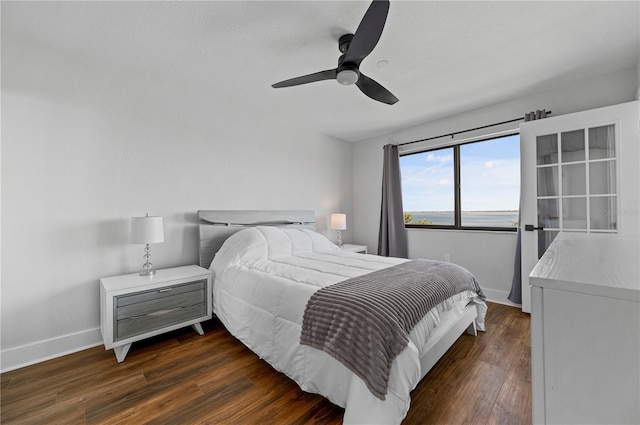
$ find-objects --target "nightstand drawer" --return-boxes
[116,280,205,309]
[113,279,207,341]
[116,303,206,341]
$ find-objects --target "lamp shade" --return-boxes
[131,215,164,244]
[330,213,347,230]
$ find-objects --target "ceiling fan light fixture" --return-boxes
[271,0,397,104]
[336,68,359,85]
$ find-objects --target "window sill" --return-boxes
[405,225,518,234]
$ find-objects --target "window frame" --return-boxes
[401,132,520,232]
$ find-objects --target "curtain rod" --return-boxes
[396,111,551,148]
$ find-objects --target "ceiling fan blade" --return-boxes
[356,73,398,105]
[272,69,337,88]
[343,0,390,65]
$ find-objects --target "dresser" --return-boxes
[529,233,639,424]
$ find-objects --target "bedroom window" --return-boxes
[400,133,520,231]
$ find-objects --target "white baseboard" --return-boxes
[1,327,103,373]
[482,287,522,309]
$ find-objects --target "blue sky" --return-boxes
[400,135,520,211]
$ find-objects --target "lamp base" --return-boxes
[139,244,156,276]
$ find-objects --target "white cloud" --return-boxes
[426,153,453,163]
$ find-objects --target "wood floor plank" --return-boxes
[98,381,205,425]
[193,347,261,393]
[3,402,86,425]
[0,302,531,424]
[487,368,533,425]
[0,376,12,391]
[84,362,212,424]
[145,375,257,425]
[212,376,302,424]
[289,398,344,425]
[56,373,148,404]
[0,391,58,423]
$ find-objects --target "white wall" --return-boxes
[636,61,640,100]
[1,36,353,371]
[352,66,639,306]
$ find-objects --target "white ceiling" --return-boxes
[3,1,639,142]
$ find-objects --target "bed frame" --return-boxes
[197,209,478,383]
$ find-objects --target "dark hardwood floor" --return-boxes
[1,302,531,424]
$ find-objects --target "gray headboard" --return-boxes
[197,210,316,268]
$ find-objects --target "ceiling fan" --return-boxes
[271,0,398,105]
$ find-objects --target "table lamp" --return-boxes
[131,213,164,276]
[330,213,347,248]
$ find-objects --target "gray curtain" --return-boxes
[507,207,522,304]
[378,144,408,258]
[508,109,549,304]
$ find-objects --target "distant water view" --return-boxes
[406,211,518,227]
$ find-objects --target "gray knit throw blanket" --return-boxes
[300,259,485,400]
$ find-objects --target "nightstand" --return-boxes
[340,244,368,254]
[100,265,212,362]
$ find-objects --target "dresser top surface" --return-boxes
[530,233,639,300]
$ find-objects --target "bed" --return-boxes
[198,210,487,425]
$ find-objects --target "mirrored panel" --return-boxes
[560,129,585,162]
[538,198,559,228]
[589,125,615,160]
[562,163,586,196]
[537,166,559,197]
[589,160,616,195]
[590,196,617,231]
[562,197,587,229]
[536,134,558,165]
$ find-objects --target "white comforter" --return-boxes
[210,226,486,424]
